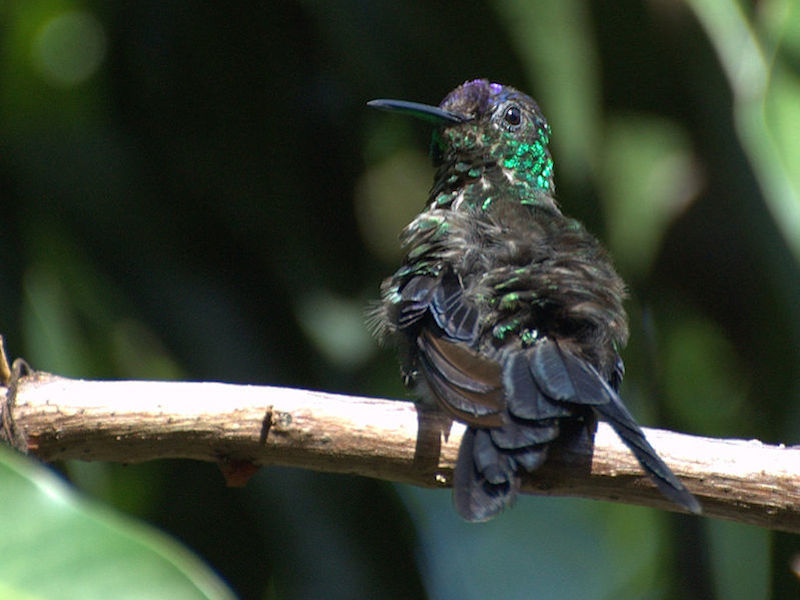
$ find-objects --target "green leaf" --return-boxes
[0,448,235,600]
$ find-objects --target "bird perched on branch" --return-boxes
[368,79,700,521]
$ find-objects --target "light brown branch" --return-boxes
[6,370,800,532]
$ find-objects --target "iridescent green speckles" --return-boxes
[498,292,520,310]
[435,193,452,206]
[481,196,493,211]
[502,141,533,170]
[491,121,555,197]
[406,243,434,260]
[498,290,541,310]
[492,319,519,340]
[414,214,446,230]
[493,271,524,290]
[539,123,551,145]
[536,160,554,191]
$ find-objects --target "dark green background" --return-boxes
[2,1,799,598]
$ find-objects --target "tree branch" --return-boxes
[5,370,800,532]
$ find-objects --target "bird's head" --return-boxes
[369,79,555,205]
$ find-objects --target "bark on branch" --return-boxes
[4,370,800,532]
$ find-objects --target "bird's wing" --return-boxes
[395,272,506,426]
[395,273,563,521]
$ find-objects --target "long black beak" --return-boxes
[367,99,466,125]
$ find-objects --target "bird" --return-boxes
[367,78,701,522]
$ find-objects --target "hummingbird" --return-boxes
[368,79,701,521]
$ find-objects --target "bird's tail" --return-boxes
[592,392,702,514]
[532,338,702,515]
[451,339,702,520]
[453,427,516,522]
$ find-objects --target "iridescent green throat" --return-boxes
[430,119,555,212]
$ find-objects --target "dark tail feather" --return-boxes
[530,339,701,514]
[453,428,518,522]
[594,393,702,514]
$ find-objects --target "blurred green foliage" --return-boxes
[0,447,235,599]
[1,1,799,598]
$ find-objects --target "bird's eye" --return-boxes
[503,105,522,128]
